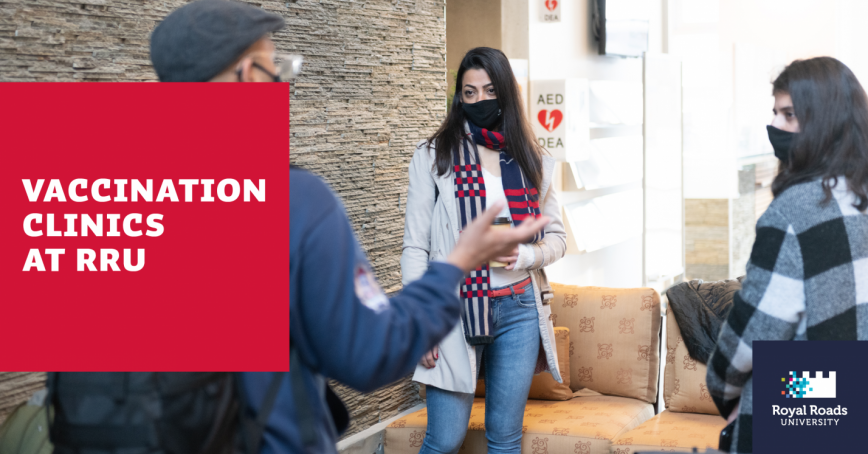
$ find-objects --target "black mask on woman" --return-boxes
[767,125,796,163]
[461,99,502,130]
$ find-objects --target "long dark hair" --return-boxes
[427,47,546,191]
[771,57,868,210]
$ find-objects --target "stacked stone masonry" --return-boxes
[0,373,45,425]
[0,0,447,438]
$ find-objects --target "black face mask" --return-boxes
[767,125,796,163]
[461,99,502,130]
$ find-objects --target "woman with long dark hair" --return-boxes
[707,57,868,454]
[400,47,567,453]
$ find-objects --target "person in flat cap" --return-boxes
[150,0,287,82]
[146,2,550,454]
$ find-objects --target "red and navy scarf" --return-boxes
[453,121,544,345]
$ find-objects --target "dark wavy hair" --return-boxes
[427,47,546,191]
[771,57,868,210]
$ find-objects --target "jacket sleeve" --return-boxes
[705,206,805,418]
[400,144,437,285]
[518,161,567,270]
[294,192,464,393]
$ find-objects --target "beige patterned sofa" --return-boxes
[385,285,676,454]
[384,394,655,454]
[383,285,727,454]
[607,297,727,453]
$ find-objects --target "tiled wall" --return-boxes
[685,199,730,281]
[685,157,778,283]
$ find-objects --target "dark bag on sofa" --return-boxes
[665,277,744,363]
[46,372,283,454]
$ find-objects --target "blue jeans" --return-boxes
[419,281,540,454]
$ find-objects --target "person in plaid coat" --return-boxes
[706,57,868,454]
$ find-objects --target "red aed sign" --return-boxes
[0,83,290,371]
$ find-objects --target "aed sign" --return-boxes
[539,0,561,22]
[530,79,589,162]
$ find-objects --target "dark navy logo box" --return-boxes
[754,341,868,453]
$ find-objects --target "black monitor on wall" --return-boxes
[594,0,649,58]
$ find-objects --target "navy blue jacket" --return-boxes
[242,169,464,453]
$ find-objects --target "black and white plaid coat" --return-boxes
[706,177,868,454]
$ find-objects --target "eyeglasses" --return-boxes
[275,54,303,81]
[242,53,304,82]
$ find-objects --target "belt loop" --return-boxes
[509,284,517,298]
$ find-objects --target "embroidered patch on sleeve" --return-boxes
[354,264,390,313]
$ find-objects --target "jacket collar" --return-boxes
[434,169,461,242]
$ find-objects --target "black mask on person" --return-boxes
[767,125,796,163]
[461,99,502,130]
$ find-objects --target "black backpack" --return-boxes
[45,372,283,454]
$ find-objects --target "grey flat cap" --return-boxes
[150,0,285,82]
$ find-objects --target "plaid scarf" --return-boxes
[453,121,544,345]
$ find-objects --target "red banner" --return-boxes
[0,83,290,371]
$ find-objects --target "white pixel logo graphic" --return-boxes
[783,371,836,398]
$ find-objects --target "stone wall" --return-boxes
[0,373,45,425]
[0,0,447,438]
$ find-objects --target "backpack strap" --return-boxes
[45,372,56,444]
[290,346,318,447]
[288,345,349,448]
[239,371,285,454]
[237,347,319,453]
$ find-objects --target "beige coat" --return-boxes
[401,140,567,394]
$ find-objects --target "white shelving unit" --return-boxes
[536,56,683,291]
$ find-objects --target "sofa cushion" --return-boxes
[663,308,719,415]
[384,395,655,454]
[550,284,661,403]
[609,410,727,453]
[475,327,573,400]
